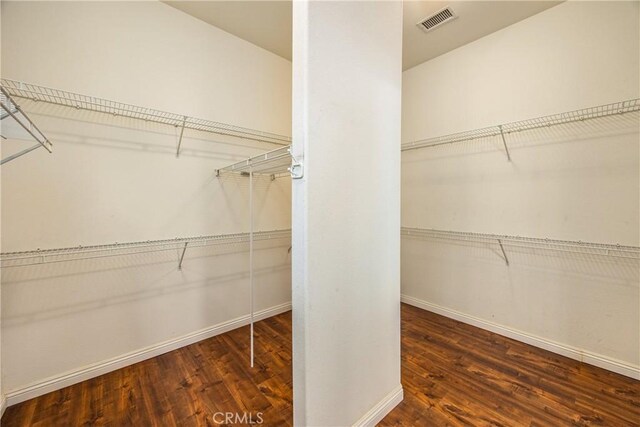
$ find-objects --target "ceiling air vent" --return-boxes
[417,6,457,33]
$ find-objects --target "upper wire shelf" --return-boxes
[1,86,53,165]
[401,98,640,154]
[0,229,291,268]
[216,145,293,178]
[1,79,292,152]
[401,227,640,262]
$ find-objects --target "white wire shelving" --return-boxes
[1,86,53,165]
[0,229,291,269]
[1,79,291,156]
[401,98,640,159]
[216,145,295,179]
[401,227,640,265]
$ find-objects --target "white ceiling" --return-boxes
[164,1,560,71]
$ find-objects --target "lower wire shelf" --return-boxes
[401,227,640,261]
[0,229,291,268]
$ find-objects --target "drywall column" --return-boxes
[0,2,4,415]
[291,1,403,425]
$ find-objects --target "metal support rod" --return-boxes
[249,167,254,368]
[497,239,509,266]
[498,125,511,162]
[0,100,52,153]
[176,116,187,158]
[0,143,43,165]
[1,105,17,120]
[178,242,188,270]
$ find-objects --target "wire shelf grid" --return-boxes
[216,145,293,176]
[1,79,291,146]
[401,227,640,260]
[0,229,291,268]
[1,86,53,163]
[401,98,640,152]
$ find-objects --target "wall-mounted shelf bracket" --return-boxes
[0,86,53,165]
[289,162,303,179]
[498,125,511,162]
[0,99,17,120]
[178,242,189,270]
[289,148,304,179]
[0,143,43,166]
[176,116,187,158]
[497,239,509,266]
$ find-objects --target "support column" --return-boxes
[291,1,403,425]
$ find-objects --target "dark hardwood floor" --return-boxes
[3,304,639,426]
[380,305,639,426]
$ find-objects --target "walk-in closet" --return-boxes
[1,1,639,426]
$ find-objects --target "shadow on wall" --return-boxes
[402,111,639,163]
[401,236,639,284]
[1,99,287,162]
[1,100,292,250]
[2,239,291,327]
[400,237,640,364]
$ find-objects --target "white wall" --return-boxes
[401,1,640,377]
[292,1,403,425]
[1,1,292,399]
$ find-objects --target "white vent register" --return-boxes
[417,6,457,33]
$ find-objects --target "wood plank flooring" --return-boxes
[3,304,639,426]
[380,304,639,426]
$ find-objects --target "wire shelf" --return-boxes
[401,227,640,260]
[0,229,291,268]
[216,145,293,176]
[1,79,291,147]
[401,98,640,152]
[1,86,53,165]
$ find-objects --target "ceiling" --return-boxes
[164,1,293,59]
[164,1,560,71]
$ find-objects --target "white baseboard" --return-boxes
[5,302,292,407]
[1,394,7,419]
[401,294,640,380]
[352,384,404,427]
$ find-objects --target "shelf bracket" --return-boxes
[176,116,187,158]
[498,125,511,162]
[288,148,304,179]
[0,88,53,154]
[0,103,17,121]
[178,242,188,270]
[1,143,43,165]
[497,239,509,266]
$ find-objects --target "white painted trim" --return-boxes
[401,294,640,380]
[352,384,404,427]
[5,302,292,407]
[1,394,7,419]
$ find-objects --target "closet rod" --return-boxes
[1,79,291,147]
[401,227,640,260]
[0,229,291,268]
[401,98,640,152]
